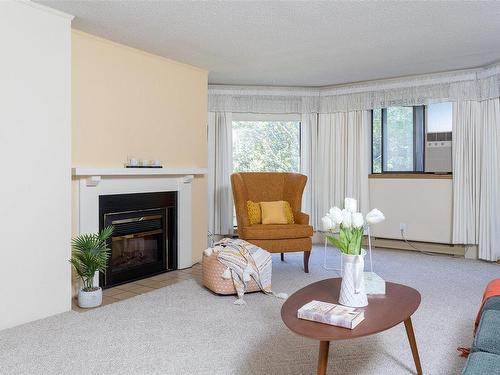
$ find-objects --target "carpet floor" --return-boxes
[1,246,498,375]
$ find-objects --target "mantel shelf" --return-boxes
[72,167,207,177]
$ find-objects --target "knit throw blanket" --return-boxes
[204,238,288,305]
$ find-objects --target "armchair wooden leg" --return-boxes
[304,251,311,273]
[281,253,284,262]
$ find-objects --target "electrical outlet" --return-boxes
[400,223,407,232]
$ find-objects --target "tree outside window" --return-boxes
[232,121,300,173]
[372,106,425,173]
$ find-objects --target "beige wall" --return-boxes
[369,178,453,244]
[72,31,208,263]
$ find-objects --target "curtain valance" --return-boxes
[208,62,500,114]
[208,86,320,114]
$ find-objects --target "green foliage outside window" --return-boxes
[232,121,300,172]
[372,109,382,173]
[372,106,415,173]
[385,107,414,171]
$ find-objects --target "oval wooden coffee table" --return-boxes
[281,278,422,375]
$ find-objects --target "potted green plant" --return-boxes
[70,226,113,308]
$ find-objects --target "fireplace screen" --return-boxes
[111,220,163,273]
[99,192,177,288]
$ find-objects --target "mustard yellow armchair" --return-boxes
[231,172,313,273]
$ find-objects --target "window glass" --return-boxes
[384,107,414,172]
[372,109,382,173]
[372,104,450,174]
[232,121,300,173]
[427,102,452,133]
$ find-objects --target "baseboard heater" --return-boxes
[367,237,464,256]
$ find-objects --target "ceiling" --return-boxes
[38,1,500,87]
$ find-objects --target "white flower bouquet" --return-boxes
[321,198,385,256]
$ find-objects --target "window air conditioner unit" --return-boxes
[425,132,452,173]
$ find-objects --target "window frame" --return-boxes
[371,106,425,174]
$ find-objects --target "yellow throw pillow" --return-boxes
[246,200,262,225]
[284,201,295,224]
[261,201,294,225]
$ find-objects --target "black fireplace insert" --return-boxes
[99,191,177,288]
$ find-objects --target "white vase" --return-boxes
[77,287,102,308]
[338,249,368,308]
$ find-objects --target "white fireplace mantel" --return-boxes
[72,167,207,186]
[72,167,207,177]
[73,166,207,275]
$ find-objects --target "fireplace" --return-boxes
[99,191,177,288]
[73,168,203,288]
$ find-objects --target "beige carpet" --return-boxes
[1,246,498,374]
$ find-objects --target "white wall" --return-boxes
[0,2,72,330]
[369,178,453,244]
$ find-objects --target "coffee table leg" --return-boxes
[317,341,330,375]
[404,318,423,375]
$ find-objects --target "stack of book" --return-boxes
[297,300,365,329]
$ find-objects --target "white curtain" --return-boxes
[300,113,318,226]
[479,99,500,261]
[452,98,500,261]
[207,112,234,235]
[452,102,481,245]
[314,111,371,227]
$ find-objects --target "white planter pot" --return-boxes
[77,287,103,308]
[338,249,368,308]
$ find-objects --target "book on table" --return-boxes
[297,300,365,329]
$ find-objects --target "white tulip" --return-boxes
[366,208,385,225]
[352,212,364,228]
[344,197,357,213]
[341,209,352,228]
[328,206,343,225]
[321,216,334,231]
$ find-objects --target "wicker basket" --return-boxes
[202,251,260,295]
